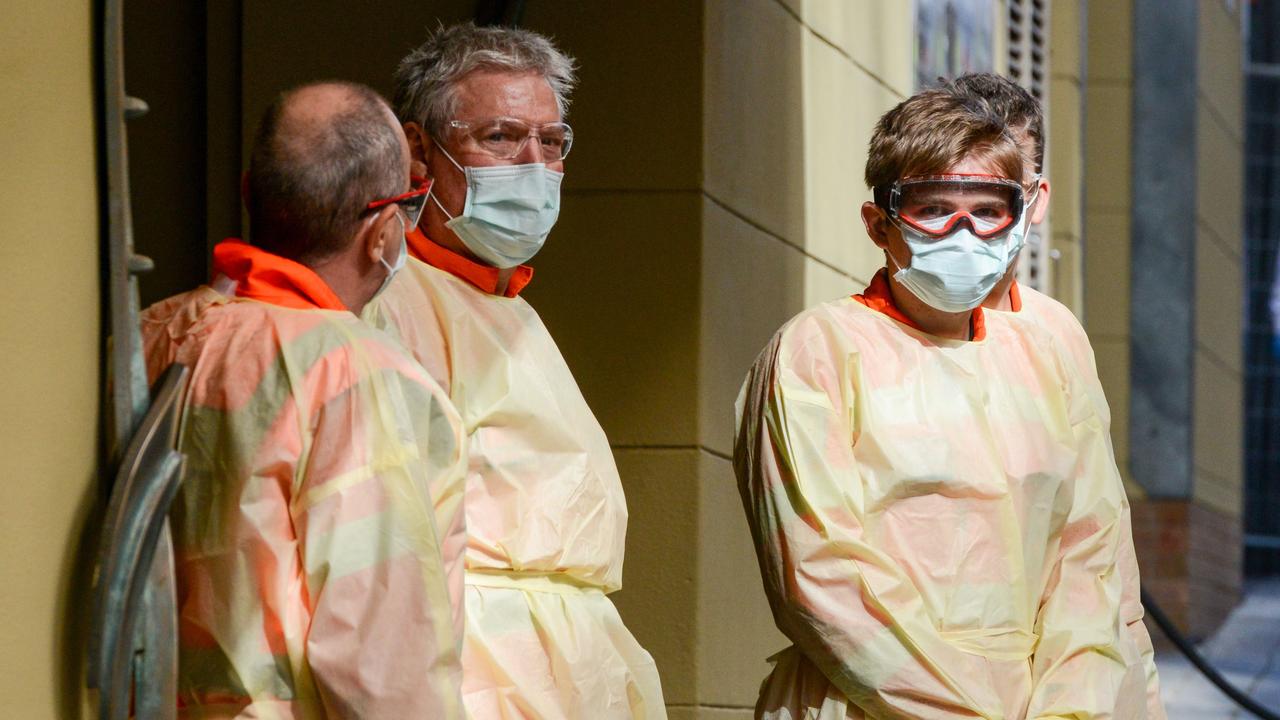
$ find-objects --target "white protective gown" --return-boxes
[734,272,1148,720]
[1003,283,1164,720]
[364,230,665,720]
[142,240,466,719]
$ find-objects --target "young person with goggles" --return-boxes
[735,89,1150,719]
[362,24,665,720]
[947,72,1166,720]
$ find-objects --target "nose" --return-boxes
[515,134,545,165]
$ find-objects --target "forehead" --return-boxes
[452,69,560,123]
[944,153,1010,179]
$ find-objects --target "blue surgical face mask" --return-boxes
[888,222,1017,313]
[430,144,563,268]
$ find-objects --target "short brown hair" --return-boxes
[945,73,1044,174]
[865,88,1025,207]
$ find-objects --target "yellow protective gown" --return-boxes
[1002,283,1165,720]
[363,229,665,720]
[142,240,467,719]
[734,272,1148,720]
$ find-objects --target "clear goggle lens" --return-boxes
[892,175,1026,240]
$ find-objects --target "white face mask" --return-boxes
[373,214,407,299]
[430,144,563,268]
[888,221,1020,313]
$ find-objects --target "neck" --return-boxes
[423,207,485,264]
[982,266,1018,310]
[309,253,374,315]
[886,271,973,340]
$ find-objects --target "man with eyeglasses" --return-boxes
[140,81,467,718]
[363,23,666,720]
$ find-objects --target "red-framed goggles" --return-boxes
[366,175,433,229]
[874,174,1030,240]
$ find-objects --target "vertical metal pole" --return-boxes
[91,1,181,719]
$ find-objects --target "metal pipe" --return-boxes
[1142,588,1280,720]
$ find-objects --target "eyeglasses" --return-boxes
[876,174,1033,240]
[447,117,574,161]
[366,175,432,228]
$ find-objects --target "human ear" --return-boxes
[861,201,894,249]
[1030,178,1051,224]
[404,122,432,166]
[361,205,402,265]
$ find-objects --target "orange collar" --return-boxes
[211,239,347,311]
[405,227,533,298]
[1007,280,1023,312]
[853,269,987,341]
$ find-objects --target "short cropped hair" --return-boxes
[945,73,1044,174]
[865,88,1026,206]
[247,82,405,264]
[393,22,577,136]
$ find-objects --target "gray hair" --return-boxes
[248,82,405,264]
[393,22,577,136]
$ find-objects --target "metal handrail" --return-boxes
[87,0,185,716]
[89,364,187,720]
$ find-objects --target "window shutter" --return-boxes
[1007,0,1051,292]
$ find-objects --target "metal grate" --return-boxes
[1007,0,1051,292]
[1007,0,1048,100]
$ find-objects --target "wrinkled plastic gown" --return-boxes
[734,295,1149,720]
[141,286,466,719]
[365,252,666,720]
[1000,284,1165,720]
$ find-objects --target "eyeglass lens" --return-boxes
[462,118,572,160]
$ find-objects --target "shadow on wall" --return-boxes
[55,460,105,719]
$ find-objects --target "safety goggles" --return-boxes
[876,174,1032,240]
[366,175,432,229]
[447,117,574,161]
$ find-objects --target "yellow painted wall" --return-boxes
[1083,0,1136,487]
[0,1,101,718]
[1192,0,1245,521]
[1190,0,1246,630]
[1047,0,1085,317]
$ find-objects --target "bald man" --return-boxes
[142,82,466,719]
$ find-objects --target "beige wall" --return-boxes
[1047,0,1086,316]
[1083,0,1137,487]
[0,1,101,718]
[1190,0,1246,633]
[1192,0,1245,528]
[1081,0,1247,635]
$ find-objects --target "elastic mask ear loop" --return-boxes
[379,213,406,274]
[427,141,466,221]
[434,141,466,175]
[427,186,456,221]
[887,246,909,274]
[883,214,912,274]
